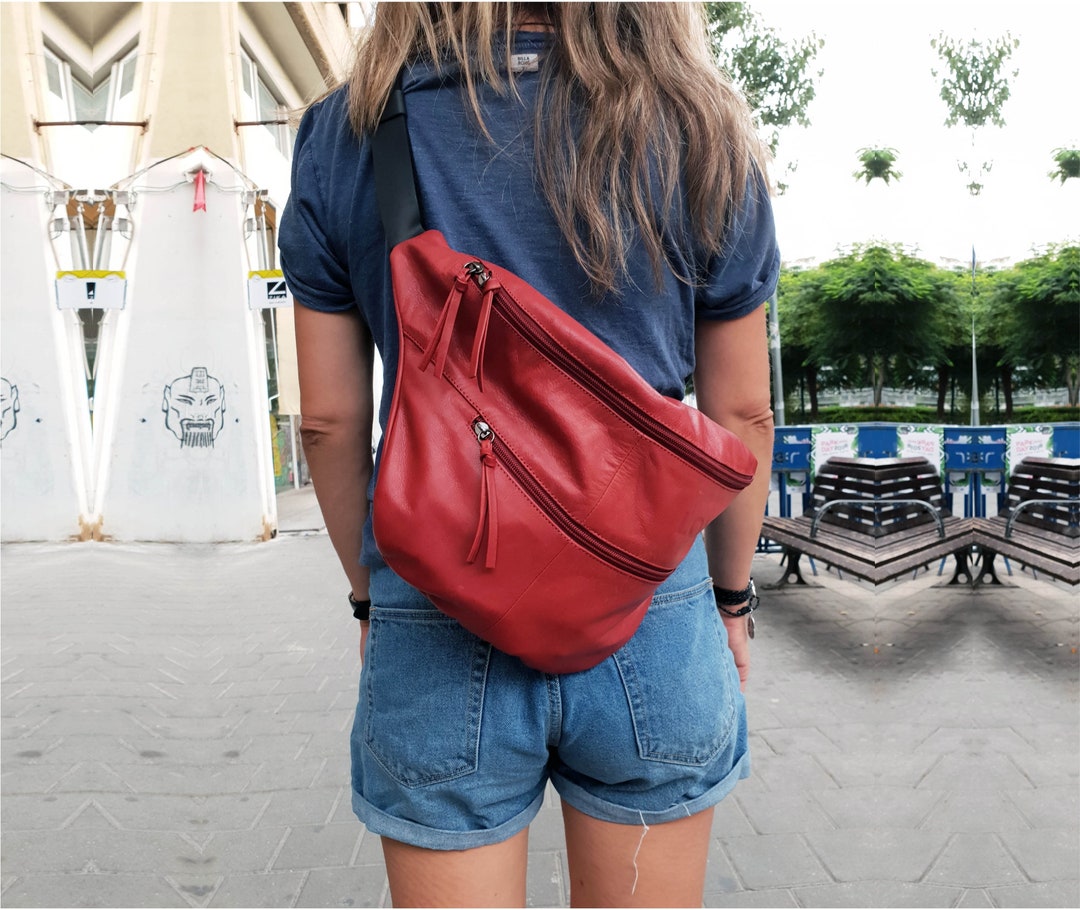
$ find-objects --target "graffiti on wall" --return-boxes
[0,378,20,442]
[162,367,225,448]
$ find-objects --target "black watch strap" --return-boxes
[348,592,371,622]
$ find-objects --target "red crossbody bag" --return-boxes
[370,74,756,673]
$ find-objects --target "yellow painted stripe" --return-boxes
[56,270,126,279]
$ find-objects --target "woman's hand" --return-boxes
[721,613,750,692]
[359,620,370,663]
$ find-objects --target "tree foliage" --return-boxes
[816,247,953,405]
[853,148,903,185]
[957,158,994,197]
[777,247,956,410]
[776,267,831,416]
[930,32,1020,129]
[931,32,1019,196]
[1049,148,1080,184]
[776,247,1080,418]
[705,2,824,154]
[986,246,1080,405]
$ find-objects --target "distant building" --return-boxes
[0,2,366,541]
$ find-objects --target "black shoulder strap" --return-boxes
[371,70,425,248]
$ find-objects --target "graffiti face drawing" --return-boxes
[162,367,225,448]
[0,378,20,442]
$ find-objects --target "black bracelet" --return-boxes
[713,579,759,618]
[348,592,371,622]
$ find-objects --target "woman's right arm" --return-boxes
[694,304,775,690]
[294,302,376,607]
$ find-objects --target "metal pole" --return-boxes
[73,203,90,269]
[91,201,107,269]
[970,247,980,427]
[256,203,269,271]
[267,309,280,408]
[768,291,785,427]
[970,314,980,427]
[289,414,301,490]
[100,216,113,269]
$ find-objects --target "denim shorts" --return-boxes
[351,535,750,850]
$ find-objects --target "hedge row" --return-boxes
[784,405,1079,425]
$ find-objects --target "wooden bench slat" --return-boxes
[762,516,973,585]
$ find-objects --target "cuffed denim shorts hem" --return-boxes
[551,751,751,826]
[352,786,545,851]
[352,536,750,851]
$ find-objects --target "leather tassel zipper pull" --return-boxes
[467,420,499,569]
[421,272,469,378]
[468,278,500,393]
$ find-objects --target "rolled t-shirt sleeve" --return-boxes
[696,168,781,320]
[278,101,355,312]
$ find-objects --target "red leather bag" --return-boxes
[370,77,757,673]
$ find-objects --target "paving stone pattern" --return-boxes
[2,489,1077,908]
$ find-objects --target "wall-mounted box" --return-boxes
[55,271,127,310]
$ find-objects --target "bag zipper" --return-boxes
[464,262,751,490]
[471,419,669,583]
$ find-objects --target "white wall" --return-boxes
[1,2,354,540]
[94,153,276,540]
[1,158,94,540]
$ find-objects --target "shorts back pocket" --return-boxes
[364,609,492,787]
[614,583,738,766]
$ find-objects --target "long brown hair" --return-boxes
[347,2,765,295]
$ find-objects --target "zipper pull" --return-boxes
[421,271,469,379]
[467,419,498,569]
[464,260,491,288]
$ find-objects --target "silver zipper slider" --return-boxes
[472,419,493,442]
[464,261,491,288]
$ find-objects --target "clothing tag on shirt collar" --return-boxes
[510,53,539,73]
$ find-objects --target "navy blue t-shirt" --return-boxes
[278,33,780,568]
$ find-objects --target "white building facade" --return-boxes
[1,2,364,541]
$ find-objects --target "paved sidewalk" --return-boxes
[2,486,1077,908]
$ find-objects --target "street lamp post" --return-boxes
[769,291,785,427]
[970,246,980,427]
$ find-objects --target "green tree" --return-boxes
[811,246,950,406]
[777,251,980,418]
[921,267,970,418]
[776,266,831,418]
[977,267,1019,418]
[853,147,903,185]
[988,246,1080,407]
[930,265,1008,419]
[705,2,823,177]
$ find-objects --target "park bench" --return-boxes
[761,456,975,586]
[971,457,1080,586]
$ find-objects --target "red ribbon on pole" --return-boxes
[193,169,207,212]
